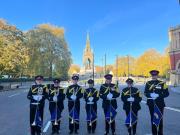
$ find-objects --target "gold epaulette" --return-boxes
[50,90,56,94]
[96,90,99,97]
[122,89,140,96]
[122,90,129,96]
[163,83,168,89]
[149,84,155,91]
[101,84,108,89]
[113,84,119,92]
[104,87,110,94]
[60,87,65,93]
[157,81,164,85]
[69,87,75,93]
[137,90,142,97]
[80,87,85,93]
[87,89,98,97]
[32,87,37,93]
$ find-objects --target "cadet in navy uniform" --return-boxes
[48,78,65,135]
[27,75,48,135]
[121,78,142,135]
[66,75,84,134]
[99,74,120,135]
[84,79,99,134]
[144,70,169,135]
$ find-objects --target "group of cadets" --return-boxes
[27,69,169,135]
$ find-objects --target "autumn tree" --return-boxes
[25,24,72,79]
[95,66,103,74]
[68,64,80,75]
[0,19,29,77]
[112,49,170,78]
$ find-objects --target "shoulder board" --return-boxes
[69,87,75,93]
[146,81,151,86]
[162,82,168,89]
[157,81,164,85]
[101,84,108,89]
[50,90,56,94]
[123,90,129,96]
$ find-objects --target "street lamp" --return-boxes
[116,55,119,85]
[127,55,130,78]
[92,49,95,82]
[105,53,107,74]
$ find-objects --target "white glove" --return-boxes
[37,95,42,101]
[33,95,42,101]
[107,93,113,100]
[33,95,38,101]
[53,96,57,102]
[88,97,94,102]
[150,93,159,99]
[71,95,77,101]
[155,86,161,89]
[127,97,134,102]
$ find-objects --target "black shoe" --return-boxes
[31,133,35,135]
[69,130,73,134]
[88,130,91,134]
[37,132,42,135]
[51,131,56,135]
[56,130,60,134]
[75,130,78,134]
[104,132,109,135]
[112,132,116,135]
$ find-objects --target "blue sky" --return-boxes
[0,0,180,66]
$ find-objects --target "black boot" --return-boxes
[56,130,60,134]
[88,130,91,134]
[75,130,78,134]
[69,130,73,134]
[104,131,109,135]
[51,131,56,135]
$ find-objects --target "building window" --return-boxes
[179,32,180,49]
[176,40,178,49]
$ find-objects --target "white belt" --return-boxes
[50,101,56,103]
[87,102,94,105]
[31,103,39,105]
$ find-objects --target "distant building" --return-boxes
[169,25,180,85]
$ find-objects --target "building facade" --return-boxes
[169,25,180,85]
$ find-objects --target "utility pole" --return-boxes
[101,57,104,77]
[127,55,130,78]
[105,54,107,74]
[92,51,95,82]
[116,55,119,85]
[116,55,118,79]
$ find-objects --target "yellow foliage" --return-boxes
[95,66,103,74]
[38,24,64,37]
[113,49,170,77]
[68,64,80,75]
[0,41,29,73]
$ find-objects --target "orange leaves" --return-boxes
[37,24,64,37]
[68,64,80,75]
[114,49,170,77]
